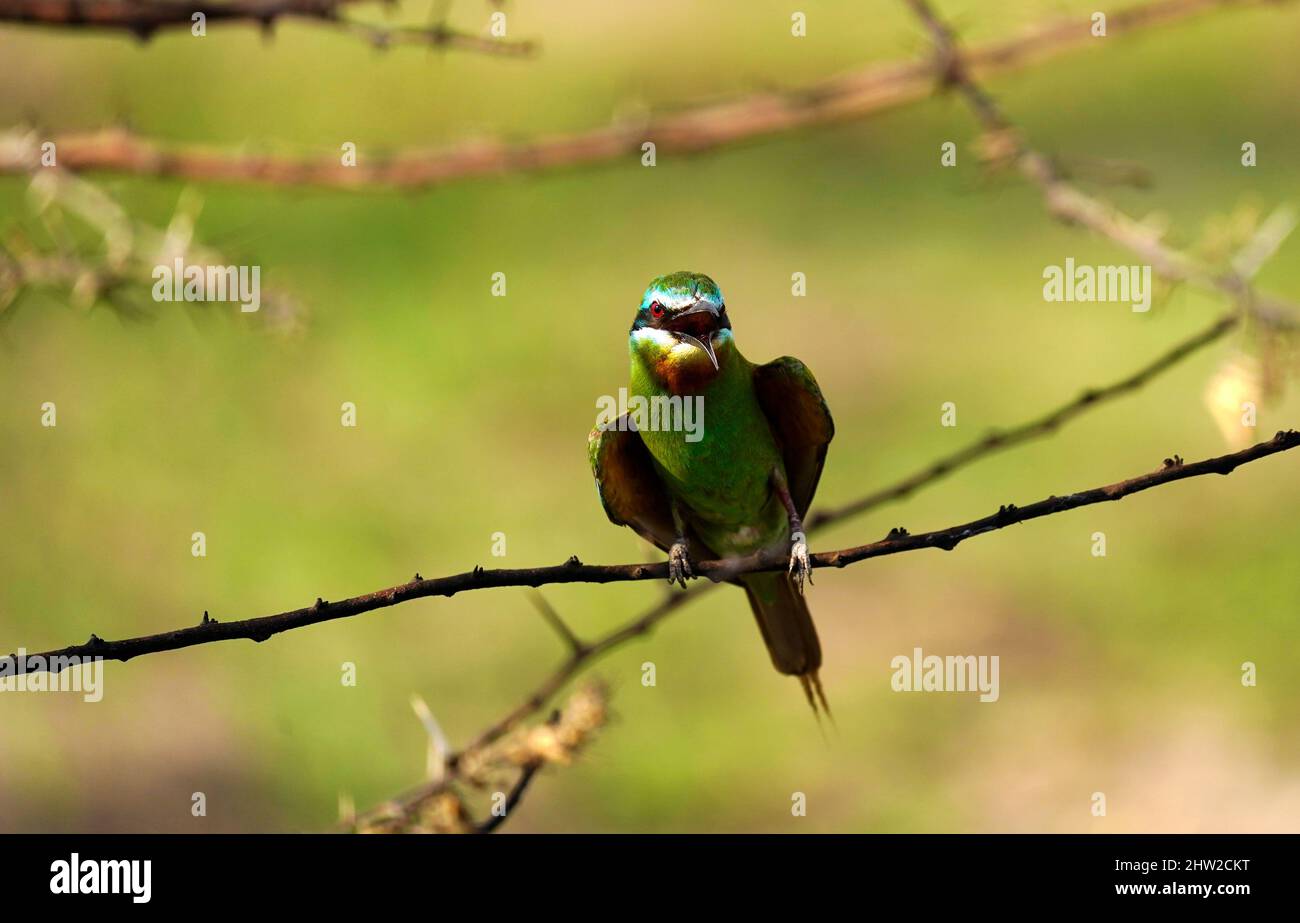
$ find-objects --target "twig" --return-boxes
[349,681,606,833]
[457,587,702,755]
[809,311,1241,528]
[474,762,541,834]
[0,0,537,54]
[0,0,1275,188]
[0,160,305,332]
[525,590,586,655]
[9,431,1296,677]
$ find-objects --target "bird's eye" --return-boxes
[649,301,665,320]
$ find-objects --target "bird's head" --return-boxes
[629,272,732,387]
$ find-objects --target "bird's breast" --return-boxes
[629,360,787,554]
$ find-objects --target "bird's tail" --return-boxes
[740,570,830,719]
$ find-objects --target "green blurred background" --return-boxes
[2,0,1299,832]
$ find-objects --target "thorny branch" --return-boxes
[9,430,1298,680]
[0,0,1281,189]
[0,0,536,55]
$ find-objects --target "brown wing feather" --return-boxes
[752,356,834,517]
[588,414,712,557]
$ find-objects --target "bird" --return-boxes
[588,271,834,715]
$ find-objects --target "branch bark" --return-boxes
[8,431,1296,677]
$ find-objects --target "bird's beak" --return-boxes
[666,303,721,370]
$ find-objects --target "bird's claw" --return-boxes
[788,538,813,594]
[667,541,693,589]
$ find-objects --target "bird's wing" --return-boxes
[752,356,835,518]
[588,415,685,555]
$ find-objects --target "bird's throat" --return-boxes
[630,327,732,395]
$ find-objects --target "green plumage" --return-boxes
[630,342,786,556]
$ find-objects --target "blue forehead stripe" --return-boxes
[639,275,725,310]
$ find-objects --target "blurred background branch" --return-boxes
[0,0,1275,189]
[903,0,1298,334]
[0,143,306,332]
[0,0,536,54]
[345,680,607,833]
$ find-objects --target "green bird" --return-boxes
[588,271,834,714]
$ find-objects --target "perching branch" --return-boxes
[0,0,1275,188]
[9,431,1297,677]
[0,0,536,55]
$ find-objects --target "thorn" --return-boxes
[201,610,217,626]
[410,694,449,783]
[86,634,104,647]
[565,555,582,567]
[313,597,327,610]
[886,526,910,540]
[472,565,485,577]
[413,572,422,582]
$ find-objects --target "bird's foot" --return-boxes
[788,531,813,594]
[667,540,694,589]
